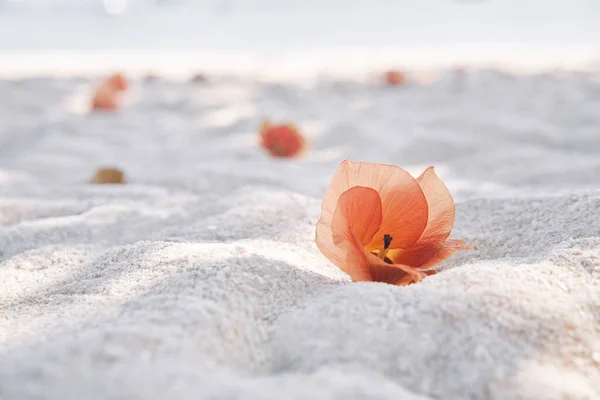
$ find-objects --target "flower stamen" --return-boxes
[378,234,393,260]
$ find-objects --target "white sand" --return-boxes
[0,69,599,400]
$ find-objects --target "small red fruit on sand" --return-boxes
[385,70,406,86]
[260,120,307,158]
[91,73,129,111]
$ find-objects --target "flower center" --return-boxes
[376,234,393,262]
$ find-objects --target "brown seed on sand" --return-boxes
[92,168,126,184]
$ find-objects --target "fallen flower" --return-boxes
[260,120,307,158]
[315,160,470,285]
[384,70,406,86]
[92,167,126,184]
[91,73,129,111]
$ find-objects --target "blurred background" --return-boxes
[1,0,599,76]
[1,0,600,193]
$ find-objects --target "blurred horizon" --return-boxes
[1,0,599,76]
[1,0,599,50]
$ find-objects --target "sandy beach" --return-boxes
[0,65,599,399]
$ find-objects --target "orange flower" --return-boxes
[91,73,128,111]
[315,160,470,285]
[260,120,307,158]
[385,70,406,86]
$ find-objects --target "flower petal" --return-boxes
[321,186,382,275]
[338,230,376,282]
[393,269,437,286]
[417,239,471,270]
[366,255,426,285]
[331,186,383,247]
[387,238,470,270]
[416,166,456,247]
[315,218,346,270]
[319,161,428,253]
[387,166,460,268]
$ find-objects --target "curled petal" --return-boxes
[388,239,470,270]
[337,230,377,282]
[417,239,472,270]
[324,186,382,275]
[394,269,437,286]
[320,161,428,252]
[386,245,437,269]
[366,255,426,285]
[315,219,346,271]
[389,166,462,268]
[331,186,383,247]
[416,166,456,247]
